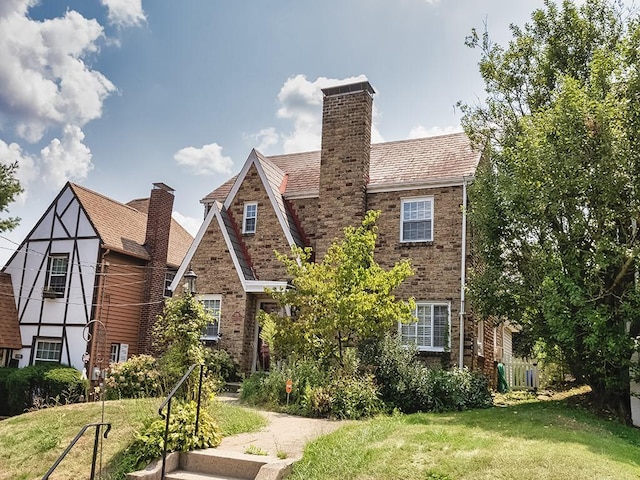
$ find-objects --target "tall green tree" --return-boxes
[260,210,416,365]
[0,162,23,232]
[462,0,640,422]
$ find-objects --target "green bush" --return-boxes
[1,365,87,415]
[328,373,383,419]
[104,355,165,400]
[0,368,14,415]
[361,334,492,413]
[115,401,221,477]
[205,349,240,383]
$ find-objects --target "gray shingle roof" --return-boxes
[202,132,480,203]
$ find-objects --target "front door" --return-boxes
[253,301,279,372]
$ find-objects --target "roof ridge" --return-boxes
[70,183,146,215]
[371,131,467,147]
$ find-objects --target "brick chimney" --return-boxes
[315,81,375,259]
[138,182,175,354]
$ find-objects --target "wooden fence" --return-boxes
[502,359,539,390]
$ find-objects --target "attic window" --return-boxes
[243,202,257,234]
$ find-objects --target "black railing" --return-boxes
[158,364,205,480]
[41,422,111,480]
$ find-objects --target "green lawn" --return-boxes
[290,392,640,480]
[0,398,266,480]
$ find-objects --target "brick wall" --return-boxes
[187,211,252,370]
[138,184,174,354]
[316,83,374,258]
[227,164,292,281]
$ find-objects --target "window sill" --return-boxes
[398,241,433,248]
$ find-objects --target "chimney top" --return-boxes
[321,81,375,98]
[152,182,175,193]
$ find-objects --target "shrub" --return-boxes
[328,373,383,419]
[361,334,492,413]
[115,401,221,476]
[205,349,240,388]
[105,355,165,400]
[1,365,87,415]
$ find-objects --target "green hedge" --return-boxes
[0,365,87,416]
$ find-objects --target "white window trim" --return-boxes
[400,196,434,243]
[477,319,485,357]
[45,254,69,298]
[243,202,258,234]
[199,294,222,340]
[164,270,176,298]
[399,301,450,352]
[34,338,63,363]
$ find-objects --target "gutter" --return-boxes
[459,176,469,369]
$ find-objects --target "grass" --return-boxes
[0,397,266,480]
[289,388,640,480]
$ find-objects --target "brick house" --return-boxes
[172,80,502,374]
[2,182,193,379]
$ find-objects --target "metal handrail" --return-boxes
[41,422,111,480]
[158,364,205,480]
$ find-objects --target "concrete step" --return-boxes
[166,470,244,480]
[180,449,277,479]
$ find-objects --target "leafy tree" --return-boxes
[0,162,23,232]
[153,293,215,396]
[461,0,640,422]
[260,210,416,365]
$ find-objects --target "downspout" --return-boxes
[459,177,469,369]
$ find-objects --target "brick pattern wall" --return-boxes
[138,186,174,354]
[316,88,372,258]
[228,164,292,281]
[368,186,473,367]
[187,213,253,371]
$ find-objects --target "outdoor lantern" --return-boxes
[184,267,197,295]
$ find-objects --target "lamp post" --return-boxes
[184,268,197,295]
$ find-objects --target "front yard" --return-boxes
[289,388,640,480]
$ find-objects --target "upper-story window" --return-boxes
[400,197,433,242]
[400,302,449,352]
[200,294,221,340]
[45,254,69,298]
[243,202,257,234]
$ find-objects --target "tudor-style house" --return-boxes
[172,80,504,375]
[2,182,193,379]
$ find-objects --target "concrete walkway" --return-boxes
[217,394,349,461]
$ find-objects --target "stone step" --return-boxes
[166,470,244,480]
[180,449,277,479]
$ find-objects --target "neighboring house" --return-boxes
[171,80,499,374]
[2,182,193,379]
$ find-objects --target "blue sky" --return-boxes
[0,0,585,264]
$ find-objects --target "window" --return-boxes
[34,339,62,363]
[45,254,69,297]
[164,270,176,298]
[401,197,433,242]
[110,343,129,363]
[200,295,221,340]
[400,303,449,351]
[477,320,485,357]
[243,202,257,234]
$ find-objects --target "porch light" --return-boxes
[184,268,197,295]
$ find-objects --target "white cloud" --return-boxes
[174,143,233,175]
[0,3,116,143]
[100,0,146,28]
[172,211,201,238]
[0,138,38,203]
[276,74,369,153]
[409,124,462,138]
[246,127,279,154]
[40,125,93,188]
